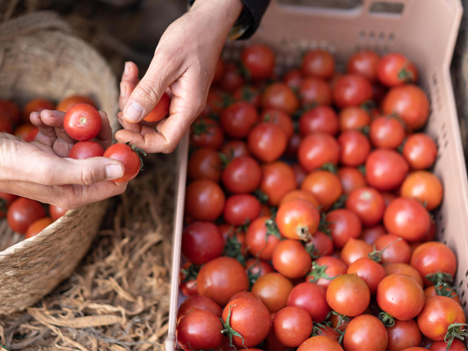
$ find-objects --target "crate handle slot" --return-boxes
[368,2,405,15]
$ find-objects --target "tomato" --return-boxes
[187,147,222,182]
[248,122,287,163]
[286,134,302,158]
[338,130,371,167]
[57,96,97,112]
[220,140,250,159]
[292,163,307,187]
[0,192,17,218]
[337,167,367,195]
[190,117,224,149]
[417,296,466,341]
[251,272,294,313]
[177,295,223,322]
[197,257,249,306]
[411,242,457,286]
[387,319,422,351]
[430,340,467,351]
[63,103,101,141]
[384,263,424,288]
[347,50,380,82]
[223,194,261,226]
[340,238,373,266]
[272,239,312,279]
[241,43,275,80]
[0,100,21,125]
[273,306,313,347]
[305,231,334,258]
[298,336,344,351]
[333,74,373,108]
[259,204,272,217]
[103,143,142,183]
[176,308,223,351]
[377,273,425,320]
[245,258,274,280]
[313,325,341,342]
[283,68,302,90]
[234,86,261,107]
[7,198,46,234]
[139,91,170,122]
[222,156,261,194]
[374,234,412,264]
[287,282,330,322]
[302,170,342,211]
[301,50,335,79]
[326,274,370,316]
[23,98,55,122]
[220,62,245,92]
[382,85,429,131]
[261,83,299,115]
[366,149,409,191]
[382,192,398,207]
[182,222,224,265]
[345,187,385,227]
[298,77,332,107]
[298,133,340,172]
[228,291,261,303]
[422,221,437,242]
[384,197,430,242]
[425,285,460,304]
[329,313,352,332]
[222,297,271,347]
[68,141,104,159]
[299,106,339,137]
[14,124,39,142]
[326,209,362,249]
[360,224,386,245]
[377,53,418,87]
[403,133,437,170]
[369,116,405,149]
[185,179,225,221]
[347,257,386,294]
[343,315,388,351]
[264,313,290,351]
[260,162,297,206]
[180,262,200,296]
[25,217,53,239]
[260,109,294,139]
[279,189,320,207]
[401,171,443,211]
[339,106,371,132]
[245,216,281,260]
[202,89,225,116]
[276,199,320,240]
[220,101,258,138]
[0,113,12,133]
[307,256,348,289]
[213,58,225,84]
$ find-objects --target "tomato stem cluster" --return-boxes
[221,305,246,349]
[444,323,468,351]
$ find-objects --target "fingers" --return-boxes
[119,61,139,111]
[65,181,128,209]
[95,111,113,149]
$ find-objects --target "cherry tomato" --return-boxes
[23,98,55,122]
[276,198,320,240]
[187,147,222,182]
[430,340,467,351]
[301,50,335,79]
[374,234,412,264]
[68,141,104,159]
[260,162,297,206]
[340,238,373,266]
[299,106,339,137]
[264,313,290,351]
[220,101,258,138]
[377,53,418,87]
[360,224,386,245]
[347,50,380,82]
[177,295,222,322]
[329,312,352,332]
[103,143,142,183]
[401,171,443,211]
[197,257,249,306]
[366,149,409,191]
[384,263,424,288]
[220,62,245,92]
[213,58,225,83]
[287,282,330,322]
[25,217,53,239]
[312,325,341,342]
[228,291,261,303]
[0,100,21,125]
[339,106,371,132]
[220,140,250,159]
[307,256,348,289]
[298,77,332,107]
[298,133,340,172]
[337,167,367,195]
[182,222,224,265]
[142,91,170,122]
[0,113,12,133]
[343,314,388,351]
[345,187,385,227]
[248,122,287,163]
[246,216,282,260]
[272,239,312,279]
[245,258,274,280]
[425,285,460,304]
[0,192,17,218]
[273,306,313,347]
[57,96,97,112]
[422,221,437,242]
[382,192,398,207]
[333,74,373,108]
[292,163,307,187]
[283,68,302,89]
[298,336,344,351]
[338,130,371,167]
[326,209,362,249]
[185,179,225,221]
[180,262,200,296]
[403,133,437,170]
[305,230,334,258]
[190,117,224,149]
[377,273,425,320]
[347,257,386,294]
[233,85,261,106]
[302,170,342,211]
[326,274,370,316]
[382,85,429,131]
[279,190,320,208]
[260,109,294,139]
[63,103,101,141]
[7,198,46,234]
[222,156,261,194]
[14,124,39,142]
[241,43,275,80]
[251,272,294,313]
[369,116,405,149]
[223,194,261,226]
[387,319,422,351]
[261,83,299,115]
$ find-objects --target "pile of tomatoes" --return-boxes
[177,44,466,351]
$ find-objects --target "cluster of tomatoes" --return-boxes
[176,44,466,351]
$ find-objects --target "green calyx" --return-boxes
[330,194,348,211]
[246,258,262,288]
[434,281,458,299]
[444,323,468,351]
[426,272,454,285]
[265,219,282,241]
[368,238,401,263]
[307,262,333,283]
[318,212,331,237]
[181,264,201,283]
[254,189,269,204]
[379,311,395,328]
[319,162,338,175]
[126,142,147,171]
[221,305,245,349]
[397,61,416,83]
[192,119,215,136]
[223,226,247,266]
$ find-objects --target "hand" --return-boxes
[116,0,243,153]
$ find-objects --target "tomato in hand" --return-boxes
[68,141,104,159]
[220,101,258,138]
[185,179,225,221]
[7,198,46,234]
[374,234,412,264]
[222,156,261,194]
[182,222,224,265]
[273,306,313,347]
[347,50,380,82]
[401,171,443,211]
[298,336,344,351]
[251,272,293,313]
[302,170,342,211]
[223,194,261,226]
[260,161,297,206]
[261,83,299,115]
[345,187,385,227]
[343,315,388,351]
[339,106,371,132]
[246,216,282,260]
[307,256,348,289]
[340,238,373,266]
[63,103,102,141]
[326,274,370,316]
[305,230,334,258]
[248,122,287,163]
[387,319,422,351]
[23,98,55,122]
[57,96,97,112]
[377,53,418,87]
[142,92,170,122]
[301,50,335,79]
[241,43,275,80]
[287,282,330,322]
[338,130,371,167]
[326,209,362,249]
[337,167,367,195]
[14,124,39,142]
[0,192,18,218]
[403,133,437,170]
[298,77,332,107]
[187,147,222,182]
[333,74,373,108]
[25,217,53,239]
[272,239,312,279]
[103,143,143,183]
[276,198,320,240]
[299,106,339,136]
[369,116,406,149]
[298,133,340,172]
[347,257,386,294]
[366,149,409,191]
[177,295,222,322]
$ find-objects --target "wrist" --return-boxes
[191,0,243,32]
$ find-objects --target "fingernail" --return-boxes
[105,164,124,180]
[124,62,130,75]
[124,101,144,123]
[120,83,127,98]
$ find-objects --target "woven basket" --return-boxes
[0,11,119,315]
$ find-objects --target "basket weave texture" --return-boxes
[0,11,119,315]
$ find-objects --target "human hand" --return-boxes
[116,0,243,153]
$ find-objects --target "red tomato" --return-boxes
[377,273,425,320]
[343,315,388,351]
[0,113,12,133]
[382,85,429,131]
[241,43,275,80]
[369,116,405,149]
[347,50,380,82]
[190,117,224,149]
[382,192,398,207]
[222,156,261,194]
[425,285,460,304]
[365,149,409,191]
[338,130,371,167]
[228,291,261,303]
[287,282,330,322]
[223,194,261,226]
[340,238,373,266]
[260,162,297,206]
[298,77,332,107]
[401,171,443,211]
[283,68,302,90]
[48,204,66,221]
[63,103,101,141]
[384,263,424,288]
[374,234,412,264]
[177,295,222,322]
[297,336,344,351]
[261,83,299,115]
[347,257,386,294]
[339,106,371,132]
[360,224,386,245]
[264,313,290,351]
[220,101,258,138]
[276,198,320,240]
[103,143,142,183]
[68,141,104,159]
[213,58,225,84]
[302,171,342,211]
[248,122,287,163]
[220,62,245,92]
[261,109,294,139]
[23,98,55,122]
[202,89,225,116]
[383,197,430,242]
[333,74,373,108]
[279,189,320,207]
[246,216,282,260]
[142,91,170,122]
[57,96,97,112]
[326,274,370,316]
[233,85,261,106]
[430,340,467,351]
[182,222,224,265]
[25,217,53,239]
[0,192,17,218]
[377,53,418,87]
[345,187,385,227]
[326,209,362,249]
[298,133,340,172]
[292,163,307,187]
[185,179,225,221]
[245,258,274,281]
[180,262,200,296]
[387,319,422,351]
[403,133,437,170]
[307,256,348,289]
[0,100,21,125]
[299,106,339,136]
[337,167,367,195]
[219,140,250,159]
[187,147,222,182]
[197,257,249,306]
[14,124,39,142]
[422,221,437,242]
[251,272,294,313]
[301,50,335,79]
[272,239,312,279]
[273,306,313,347]
[305,231,334,258]
[7,198,46,234]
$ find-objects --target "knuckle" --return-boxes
[80,165,101,186]
[136,82,160,105]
